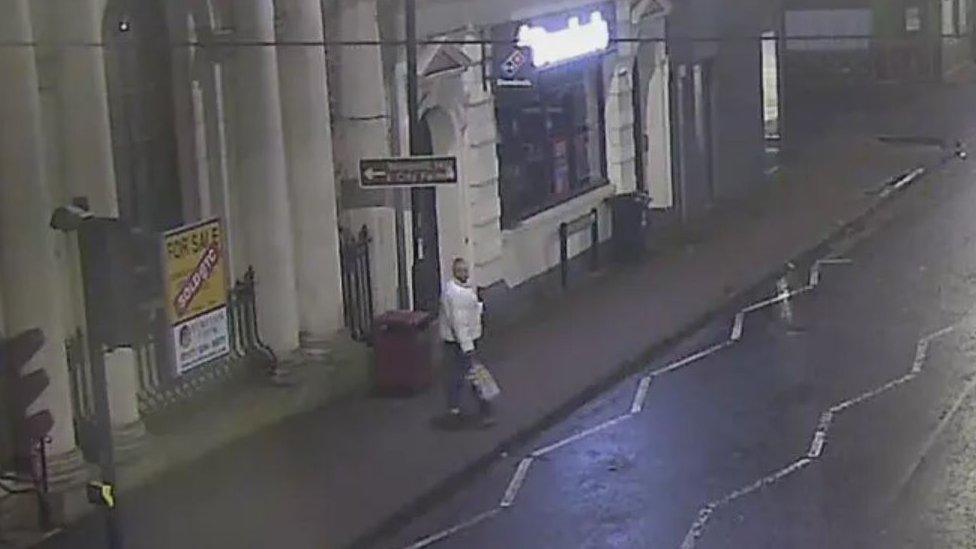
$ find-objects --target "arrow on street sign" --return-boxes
[359,156,458,188]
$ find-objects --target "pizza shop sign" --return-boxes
[493,3,614,88]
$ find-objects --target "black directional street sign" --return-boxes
[359,156,458,188]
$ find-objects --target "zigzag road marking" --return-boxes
[402,258,851,548]
[679,325,956,548]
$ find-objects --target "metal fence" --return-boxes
[67,266,277,454]
[339,225,374,342]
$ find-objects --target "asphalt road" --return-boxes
[383,150,976,548]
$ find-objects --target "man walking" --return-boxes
[440,257,493,427]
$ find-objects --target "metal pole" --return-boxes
[77,225,123,549]
[391,0,422,310]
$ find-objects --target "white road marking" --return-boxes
[912,327,953,373]
[721,458,814,507]
[684,321,957,547]
[817,258,854,266]
[530,415,632,458]
[648,341,733,378]
[921,325,955,344]
[808,258,852,290]
[730,312,745,342]
[500,458,534,508]
[681,458,814,548]
[404,508,501,549]
[817,410,834,432]
[411,252,865,548]
[742,293,789,313]
[776,277,794,323]
[742,287,810,314]
[911,340,930,374]
[808,430,827,458]
[680,504,717,549]
[879,167,926,197]
[830,373,917,414]
[631,376,653,414]
[808,263,822,289]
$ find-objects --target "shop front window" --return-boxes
[497,60,607,227]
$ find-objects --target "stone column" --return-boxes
[232,0,302,354]
[0,0,85,483]
[53,0,146,459]
[606,63,638,195]
[331,0,402,315]
[333,0,392,182]
[54,0,118,217]
[276,0,345,343]
[104,347,146,462]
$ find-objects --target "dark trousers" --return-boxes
[444,341,491,415]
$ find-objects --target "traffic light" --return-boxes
[0,328,54,442]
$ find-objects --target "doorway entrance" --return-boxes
[411,116,442,314]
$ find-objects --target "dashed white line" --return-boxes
[500,458,534,508]
[631,376,653,414]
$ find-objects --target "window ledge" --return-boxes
[503,184,615,235]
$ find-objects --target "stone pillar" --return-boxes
[232,0,302,354]
[275,0,345,343]
[331,0,402,316]
[104,347,146,462]
[333,0,392,182]
[0,0,85,483]
[54,0,118,217]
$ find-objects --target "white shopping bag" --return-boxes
[468,360,501,401]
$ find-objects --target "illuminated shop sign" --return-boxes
[493,3,614,89]
[517,11,611,68]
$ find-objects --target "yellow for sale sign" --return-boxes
[162,219,230,374]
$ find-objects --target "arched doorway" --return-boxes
[411,110,446,313]
[103,0,183,232]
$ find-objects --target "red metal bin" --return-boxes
[373,310,432,395]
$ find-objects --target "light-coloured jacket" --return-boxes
[439,278,483,352]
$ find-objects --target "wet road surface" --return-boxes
[384,152,976,548]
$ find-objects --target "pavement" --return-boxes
[36,78,976,549]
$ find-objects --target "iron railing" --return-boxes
[559,208,600,289]
[67,266,277,450]
[339,225,374,342]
